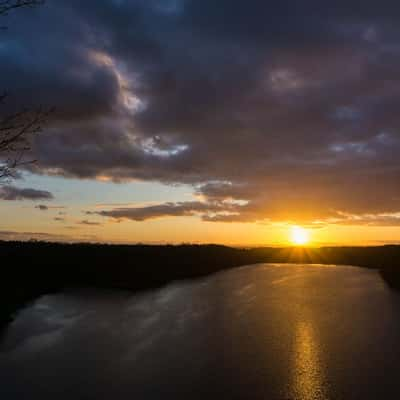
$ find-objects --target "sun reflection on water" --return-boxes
[291,321,328,400]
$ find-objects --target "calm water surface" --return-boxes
[1,264,400,399]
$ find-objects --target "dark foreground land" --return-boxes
[1,241,400,329]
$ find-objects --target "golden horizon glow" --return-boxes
[3,196,400,246]
[290,226,310,246]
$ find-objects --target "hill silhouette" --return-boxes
[1,241,400,330]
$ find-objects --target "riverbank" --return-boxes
[2,241,400,330]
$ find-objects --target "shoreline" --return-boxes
[2,241,400,332]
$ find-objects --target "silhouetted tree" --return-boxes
[0,0,48,183]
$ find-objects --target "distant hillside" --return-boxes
[2,241,400,330]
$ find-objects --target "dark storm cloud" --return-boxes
[4,1,400,223]
[0,185,53,201]
[92,201,241,222]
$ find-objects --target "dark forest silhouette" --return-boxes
[2,241,400,330]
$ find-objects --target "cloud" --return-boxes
[0,230,98,242]
[0,230,69,242]
[34,205,66,211]
[4,1,400,224]
[327,211,400,227]
[0,186,53,201]
[35,204,48,211]
[53,217,65,222]
[92,201,243,222]
[79,220,102,226]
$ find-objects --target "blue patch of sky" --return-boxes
[15,173,194,206]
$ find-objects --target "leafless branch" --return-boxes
[0,101,52,182]
[0,0,44,16]
[0,0,47,182]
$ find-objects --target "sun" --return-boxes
[290,226,310,246]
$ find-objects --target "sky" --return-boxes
[2,0,400,246]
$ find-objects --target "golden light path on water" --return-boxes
[292,320,327,400]
[284,265,330,400]
[3,263,400,399]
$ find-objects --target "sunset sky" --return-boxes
[2,1,400,245]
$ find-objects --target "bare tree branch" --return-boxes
[0,0,44,16]
[0,0,48,183]
[0,100,52,182]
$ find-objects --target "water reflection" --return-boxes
[2,264,400,400]
[292,320,327,400]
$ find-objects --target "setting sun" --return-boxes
[290,226,310,246]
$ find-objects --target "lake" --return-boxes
[1,264,400,399]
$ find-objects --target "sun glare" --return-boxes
[290,226,310,246]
